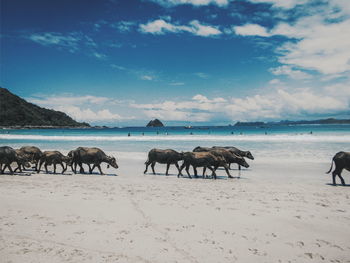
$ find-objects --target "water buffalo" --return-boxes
[69,147,118,175]
[37,151,70,174]
[16,146,43,171]
[144,148,183,175]
[202,148,249,176]
[0,146,29,174]
[214,146,254,160]
[13,149,32,172]
[326,151,350,185]
[193,146,249,171]
[213,146,254,169]
[179,151,230,179]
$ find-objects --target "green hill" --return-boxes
[0,88,90,128]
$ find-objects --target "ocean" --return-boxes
[1,125,349,164]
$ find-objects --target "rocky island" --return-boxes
[146,119,164,127]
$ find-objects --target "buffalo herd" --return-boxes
[0,145,349,185]
[0,146,118,175]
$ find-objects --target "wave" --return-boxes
[1,134,350,142]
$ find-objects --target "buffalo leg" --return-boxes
[175,162,181,175]
[223,164,232,178]
[337,171,346,186]
[5,164,14,175]
[193,166,198,178]
[73,162,78,174]
[90,164,96,174]
[151,162,156,174]
[185,164,192,179]
[44,163,49,173]
[79,163,85,173]
[207,166,216,179]
[178,163,184,177]
[165,163,170,175]
[37,160,43,173]
[61,163,66,174]
[87,164,92,173]
[0,163,2,174]
[144,161,150,174]
[97,164,104,175]
[202,167,206,178]
[14,163,21,173]
[238,164,241,170]
[54,164,57,174]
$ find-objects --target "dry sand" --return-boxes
[0,152,349,263]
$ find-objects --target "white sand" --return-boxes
[0,152,349,263]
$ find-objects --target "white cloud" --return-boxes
[233,2,350,77]
[269,78,283,85]
[139,19,221,37]
[247,0,308,9]
[194,72,209,79]
[189,20,222,36]
[233,24,271,37]
[140,75,154,81]
[27,95,131,123]
[112,21,136,32]
[270,65,312,80]
[56,106,123,122]
[148,0,230,7]
[130,83,350,122]
[169,82,185,86]
[29,32,80,53]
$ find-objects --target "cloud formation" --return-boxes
[148,0,230,7]
[28,95,130,123]
[140,19,222,37]
[131,84,349,122]
[233,1,350,77]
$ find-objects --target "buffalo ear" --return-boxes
[107,164,110,168]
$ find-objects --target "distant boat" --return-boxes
[184,126,193,129]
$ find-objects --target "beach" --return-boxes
[1,150,349,263]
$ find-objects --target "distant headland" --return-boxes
[0,87,90,128]
[234,118,350,127]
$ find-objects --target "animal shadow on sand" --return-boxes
[326,183,350,187]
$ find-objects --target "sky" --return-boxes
[1,0,350,126]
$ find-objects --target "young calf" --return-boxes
[37,151,70,174]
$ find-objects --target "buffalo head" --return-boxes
[107,156,119,169]
[237,156,249,168]
[246,151,254,160]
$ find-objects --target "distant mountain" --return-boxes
[0,88,90,128]
[234,118,350,127]
[146,119,164,127]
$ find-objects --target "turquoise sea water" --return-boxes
[1,125,349,162]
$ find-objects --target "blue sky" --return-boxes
[1,0,350,126]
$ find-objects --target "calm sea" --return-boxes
[1,125,349,162]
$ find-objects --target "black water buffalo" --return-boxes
[214,146,254,161]
[202,148,249,176]
[326,151,350,185]
[144,148,183,175]
[69,147,118,175]
[0,146,29,174]
[14,149,32,172]
[37,151,70,174]
[179,151,230,179]
[193,146,249,171]
[17,146,43,171]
